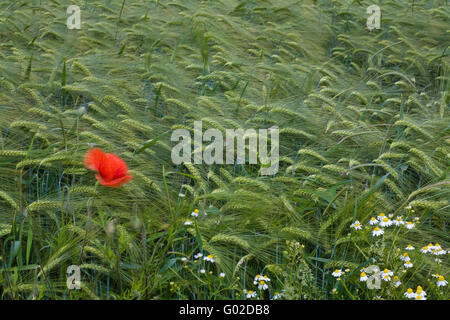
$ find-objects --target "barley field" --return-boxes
[0,0,448,300]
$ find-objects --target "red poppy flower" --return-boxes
[84,148,133,187]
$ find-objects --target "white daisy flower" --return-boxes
[380,269,393,281]
[245,290,257,299]
[178,193,185,198]
[257,280,269,290]
[350,220,362,230]
[392,276,401,287]
[262,275,271,282]
[219,272,226,278]
[184,219,193,225]
[369,217,379,225]
[421,246,430,253]
[332,269,343,277]
[181,257,187,262]
[377,213,386,221]
[400,253,410,262]
[393,216,404,226]
[405,244,415,251]
[203,254,215,263]
[372,227,384,237]
[199,269,206,274]
[254,274,262,282]
[360,272,368,281]
[404,260,413,268]
[434,248,447,256]
[272,292,282,300]
[404,288,416,299]
[191,209,199,217]
[437,276,448,287]
[415,286,426,297]
[405,221,415,229]
[379,217,392,227]
[194,253,203,259]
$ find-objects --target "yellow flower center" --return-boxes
[207,254,213,259]
[416,295,422,300]
[260,280,265,285]
[374,227,380,231]
[423,246,428,250]
[407,288,413,293]
[334,269,339,273]
[361,272,366,277]
[371,217,376,221]
[248,290,253,294]
[403,253,408,257]
[383,217,388,222]
[194,209,199,213]
[438,276,444,281]
[379,213,385,217]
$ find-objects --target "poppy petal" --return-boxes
[84,148,106,171]
[97,152,129,180]
[95,173,133,188]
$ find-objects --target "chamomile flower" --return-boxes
[332,269,343,277]
[203,254,215,263]
[350,220,362,230]
[372,227,384,237]
[404,260,413,268]
[257,280,269,290]
[178,193,185,198]
[404,288,416,299]
[415,294,426,300]
[377,213,386,221]
[392,276,401,287]
[434,248,447,256]
[405,221,415,230]
[199,269,206,274]
[184,219,193,225]
[245,290,257,299]
[436,275,448,287]
[181,257,187,262]
[219,272,226,278]
[380,269,393,281]
[421,246,430,253]
[262,275,271,282]
[194,253,203,259]
[379,217,392,227]
[415,286,426,297]
[191,209,199,217]
[393,216,404,226]
[360,272,368,281]
[405,244,415,251]
[369,217,379,225]
[272,292,282,300]
[400,253,410,262]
